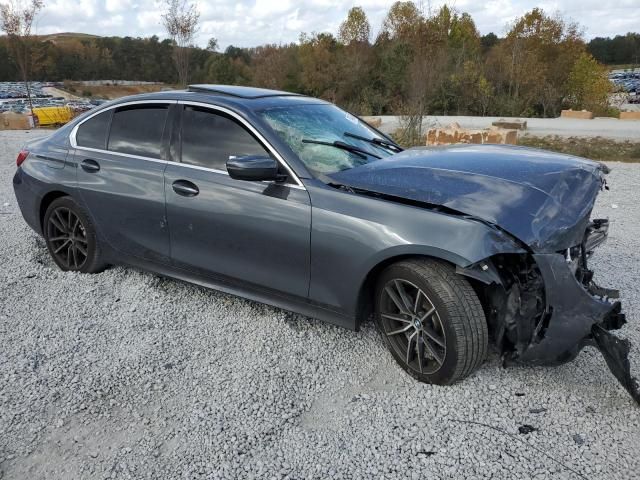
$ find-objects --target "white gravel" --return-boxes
[1,129,639,479]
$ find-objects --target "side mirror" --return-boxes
[226,155,279,182]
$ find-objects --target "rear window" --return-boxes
[76,110,111,149]
[108,105,169,159]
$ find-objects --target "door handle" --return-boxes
[172,180,199,197]
[81,159,100,173]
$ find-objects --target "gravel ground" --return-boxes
[1,129,639,479]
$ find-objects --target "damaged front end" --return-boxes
[461,219,639,403]
[327,143,635,401]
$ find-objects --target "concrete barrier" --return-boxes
[561,110,593,119]
[361,116,382,128]
[0,112,33,130]
[492,119,527,130]
[426,123,517,146]
[620,112,640,120]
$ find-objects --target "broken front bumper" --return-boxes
[459,217,638,403]
[517,253,624,365]
[512,250,638,404]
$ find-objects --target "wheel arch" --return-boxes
[354,246,471,330]
[39,190,70,231]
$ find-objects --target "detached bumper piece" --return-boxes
[592,324,640,404]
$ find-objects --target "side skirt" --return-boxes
[108,251,357,331]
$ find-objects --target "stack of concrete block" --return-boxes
[426,123,518,146]
[491,119,527,130]
[361,116,382,128]
[620,112,640,120]
[560,110,593,119]
[0,112,34,130]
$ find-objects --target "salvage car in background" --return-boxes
[12,85,636,400]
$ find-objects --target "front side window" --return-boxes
[108,105,169,159]
[76,110,111,149]
[181,106,271,171]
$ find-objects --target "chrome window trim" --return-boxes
[169,161,306,191]
[69,99,306,190]
[69,100,176,161]
[74,145,169,165]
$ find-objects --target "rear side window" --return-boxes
[181,106,270,171]
[76,110,111,149]
[108,105,169,159]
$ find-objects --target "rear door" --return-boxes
[73,101,174,263]
[163,103,311,298]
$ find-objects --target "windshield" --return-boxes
[258,104,396,175]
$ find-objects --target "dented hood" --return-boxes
[329,144,608,251]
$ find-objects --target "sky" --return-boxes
[34,0,640,49]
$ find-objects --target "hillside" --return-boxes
[38,32,100,45]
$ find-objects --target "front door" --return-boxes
[164,104,311,298]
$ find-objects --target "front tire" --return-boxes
[374,258,488,385]
[43,196,105,273]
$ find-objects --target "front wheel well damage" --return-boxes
[460,254,548,360]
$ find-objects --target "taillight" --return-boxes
[16,149,29,167]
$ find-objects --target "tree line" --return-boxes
[1,2,632,119]
[588,33,640,66]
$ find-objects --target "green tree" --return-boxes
[251,44,301,91]
[487,8,585,116]
[204,47,251,85]
[588,33,640,65]
[566,52,612,114]
[338,6,370,45]
[0,37,18,80]
[380,1,421,40]
[298,32,340,100]
[207,37,218,52]
[480,33,499,51]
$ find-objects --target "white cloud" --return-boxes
[105,0,129,13]
[137,10,162,29]
[251,0,293,17]
[99,14,124,28]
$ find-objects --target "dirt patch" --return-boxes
[61,83,172,100]
[518,135,640,162]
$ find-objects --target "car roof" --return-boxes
[187,84,302,99]
[98,85,329,113]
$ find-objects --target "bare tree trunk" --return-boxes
[21,38,34,112]
[162,0,199,87]
[25,78,33,111]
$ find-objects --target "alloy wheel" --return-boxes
[379,278,447,375]
[46,207,89,270]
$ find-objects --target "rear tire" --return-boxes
[43,196,105,273]
[374,258,488,385]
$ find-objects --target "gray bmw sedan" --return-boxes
[12,85,635,400]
